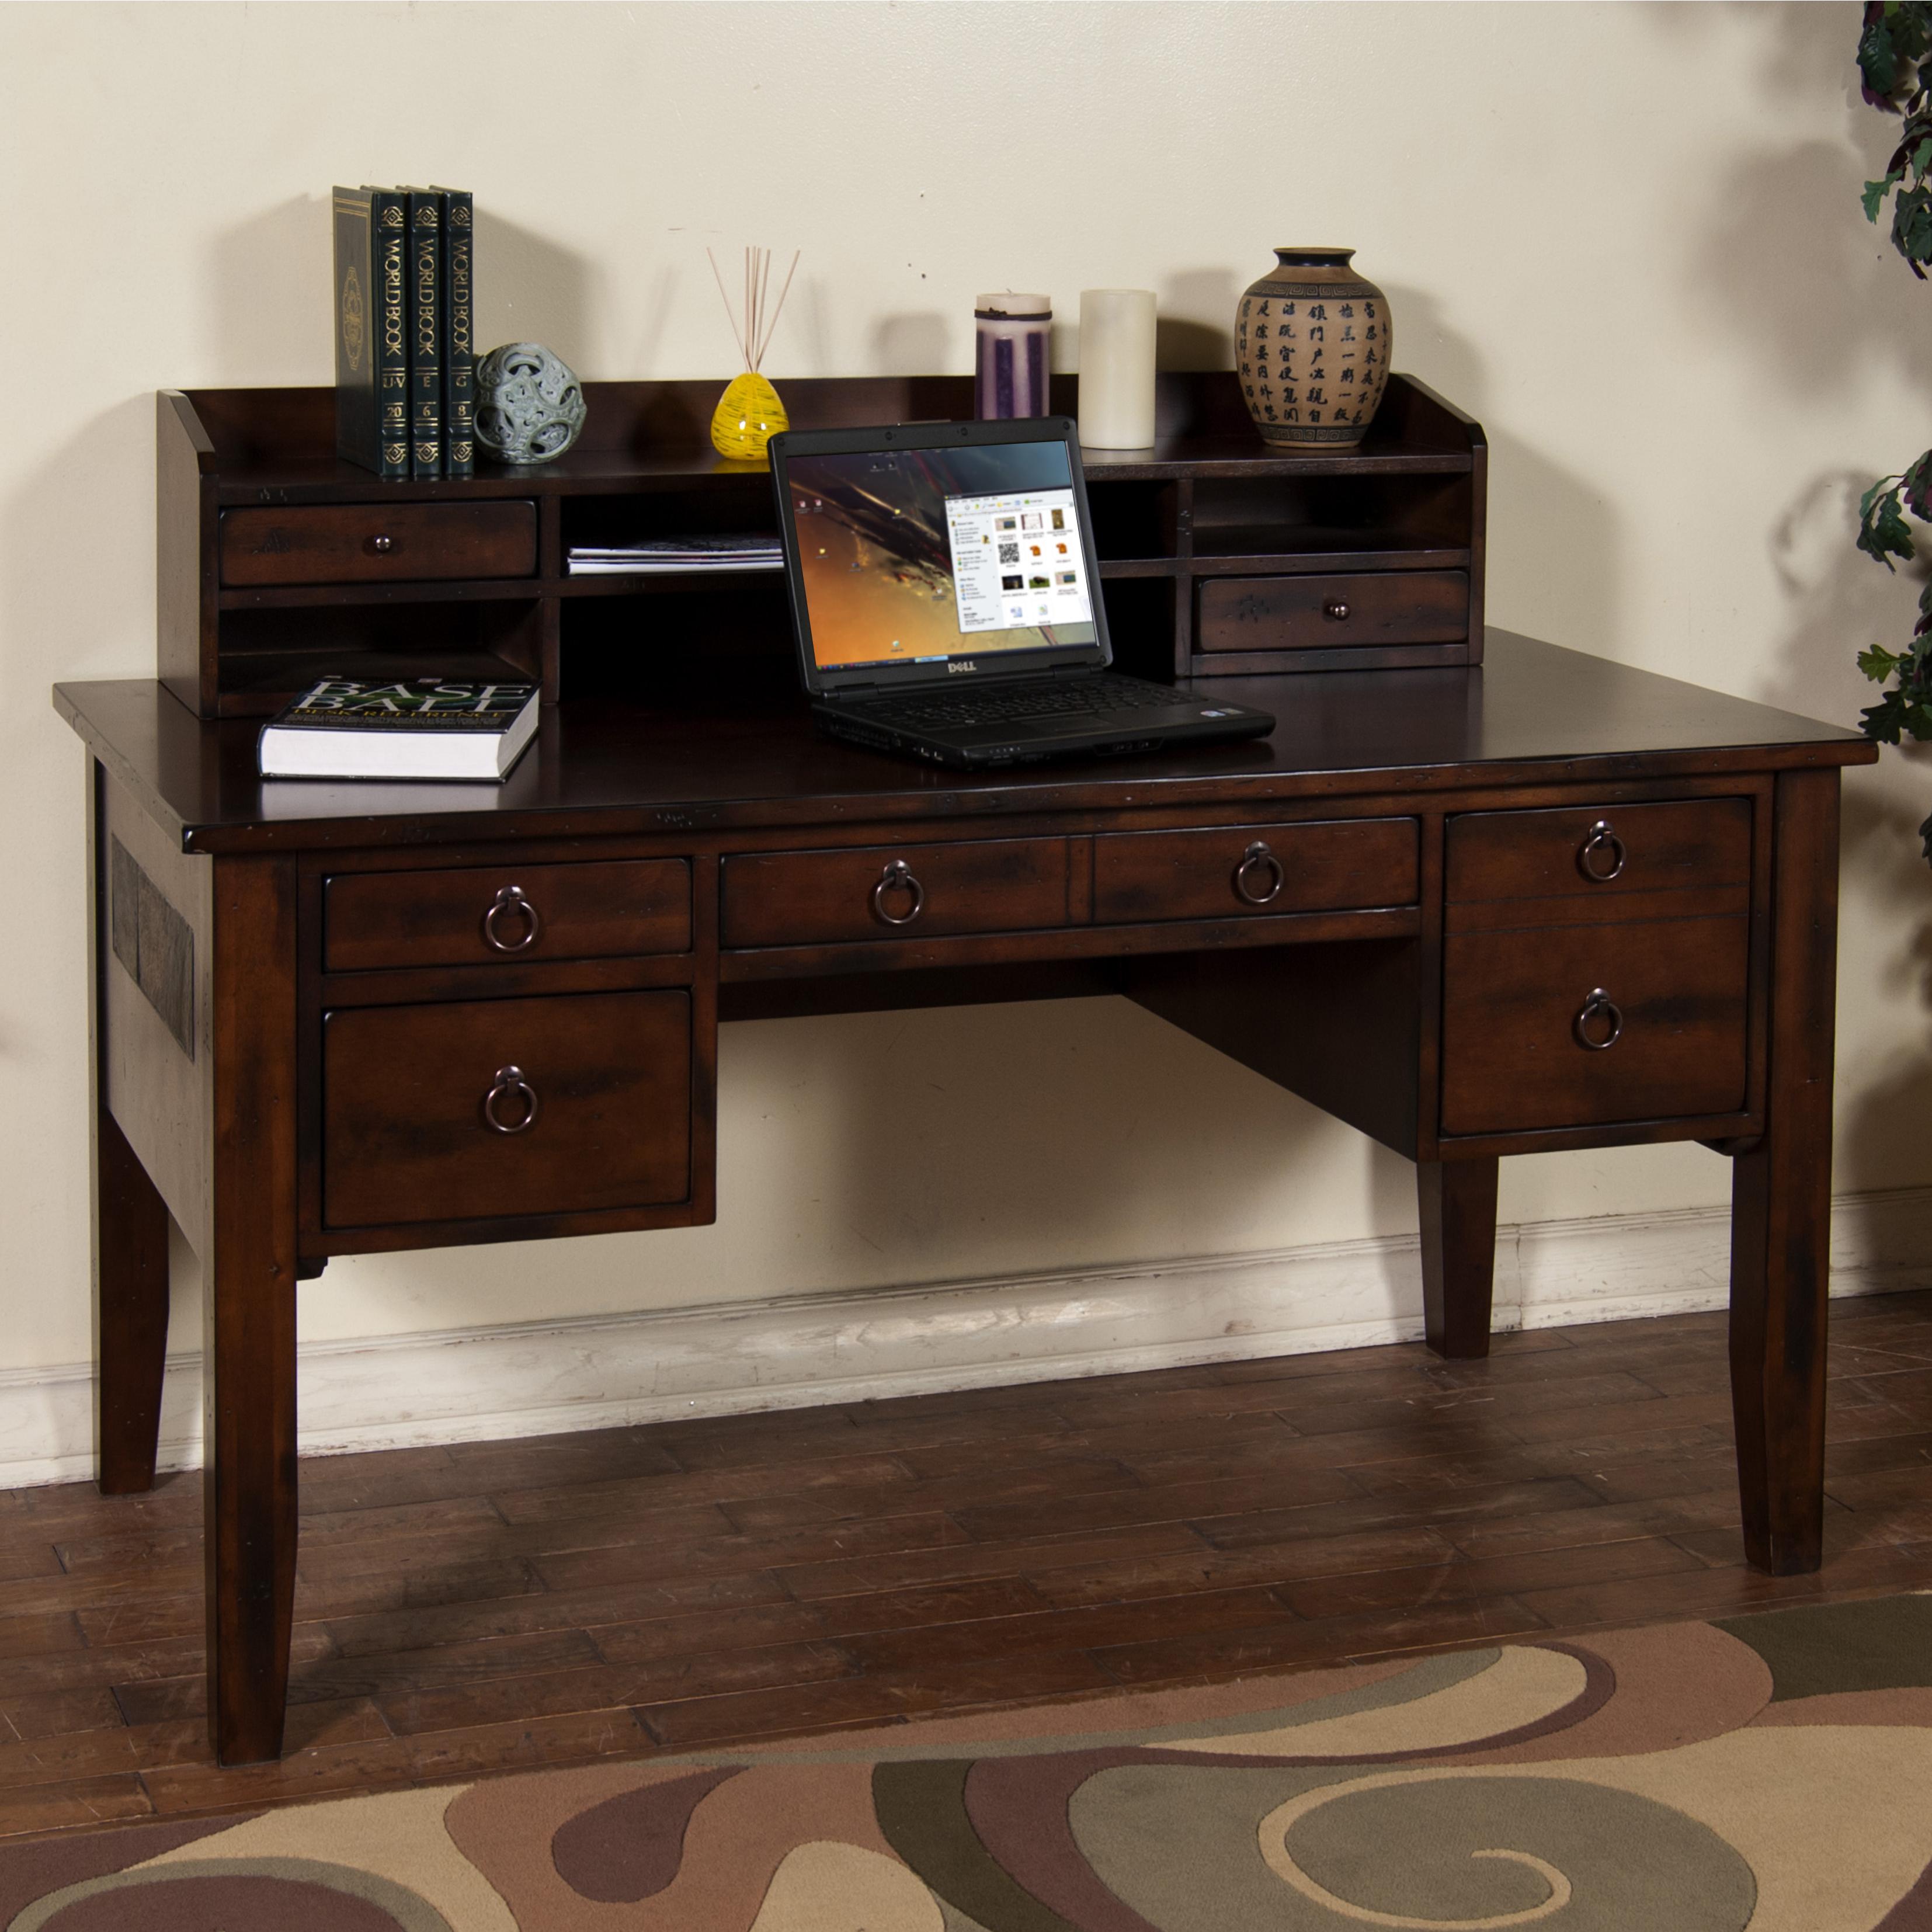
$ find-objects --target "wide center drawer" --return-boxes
[1094,817,1417,923]
[220,501,538,587]
[1197,571,1468,654]
[324,859,691,972]
[323,989,693,1227]
[722,838,1072,948]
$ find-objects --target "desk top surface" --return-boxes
[56,631,1877,856]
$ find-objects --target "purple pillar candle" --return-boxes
[975,294,1051,419]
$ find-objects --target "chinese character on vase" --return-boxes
[1235,248,1391,448]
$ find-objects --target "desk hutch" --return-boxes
[57,371,1875,1763]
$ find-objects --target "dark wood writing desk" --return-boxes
[54,372,1880,1763]
[56,633,1876,1762]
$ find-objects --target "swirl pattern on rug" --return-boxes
[7,1593,1932,1930]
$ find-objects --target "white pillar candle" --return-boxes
[1078,289,1157,449]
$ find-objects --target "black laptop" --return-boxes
[769,416,1274,769]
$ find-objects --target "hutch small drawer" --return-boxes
[321,989,694,1228]
[1196,571,1468,655]
[721,838,1073,948]
[323,859,692,973]
[219,501,538,588]
[1440,915,1749,1137]
[1445,799,1752,917]
[1092,817,1419,924]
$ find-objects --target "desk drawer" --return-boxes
[1447,800,1751,924]
[220,501,538,587]
[1094,817,1417,923]
[1196,571,1468,654]
[324,859,690,972]
[1441,916,1748,1137]
[722,838,1071,949]
[323,990,692,1227]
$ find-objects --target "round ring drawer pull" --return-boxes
[1323,599,1351,621]
[1232,839,1285,905]
[1577,819,1627,883]
[1573,988,1624,1051]
[482,1065,539,1134]
[482,884,541,953]
[871,859,924,927]
[370,534,394,554]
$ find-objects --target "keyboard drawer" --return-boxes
[323,990,693,1228]
[324,859,691,972]
[1094,818,1418,923]
[722,839,1073,948]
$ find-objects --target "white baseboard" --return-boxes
[3,1187,1928,1490]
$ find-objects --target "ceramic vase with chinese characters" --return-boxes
[1235,248,1391,447]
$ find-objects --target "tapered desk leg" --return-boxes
[1420,1158,1500,1360]
[95,1104,171,1495]
[204,857,300,1764]
[1731,770,1841,1576]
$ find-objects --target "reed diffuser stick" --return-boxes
[708,245,802,374]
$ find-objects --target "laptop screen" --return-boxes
[781,437,1101,678]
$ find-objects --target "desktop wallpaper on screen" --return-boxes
[787,443,1099,672]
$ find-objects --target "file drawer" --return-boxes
[1441,915,1748,1136]
[722,838,1072,948]
[1196,570,1468,655]
[1094,816,1417,923]
[220,500,538,587]
[323,989,692,1227]
[324,859,691,972]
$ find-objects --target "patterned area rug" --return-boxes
[8,1593,1932,1929]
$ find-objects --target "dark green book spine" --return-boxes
[371,190,409,480]
[406,189,442,478]
[436,188,475,479]
[330,187,378,474]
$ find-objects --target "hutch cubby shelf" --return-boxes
[160,371,1488,719]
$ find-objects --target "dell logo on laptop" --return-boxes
[948,660,977,673]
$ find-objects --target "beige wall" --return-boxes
[4,1,1928,1374]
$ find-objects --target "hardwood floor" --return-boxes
[6,1289,1932,1837]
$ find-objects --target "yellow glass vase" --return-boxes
[710,371,788,461]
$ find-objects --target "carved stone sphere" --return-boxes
[474,343,587,465]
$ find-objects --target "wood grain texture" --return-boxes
[1729,768,1841,1574]
[323,857,690,972]
[219,501,537,587]
[1092,816,1417,923]
[92,1109,170,1496]
[722,838,1074,950]
[1196,568,1468,653]
[1419,1156,1499,1360]
[321,989,694,1228]
[1446,798,1752,906]
[1441,916,1749,1136]
[202,854,300,1765]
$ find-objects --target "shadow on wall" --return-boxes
[207,194,326,383]
[1157,268,1238,370]
[0,395,152,708]
[1386,283,1625,661]
[1656,1,1932,1188]
[473,209,596,370]
[1658,2,1928,391]
[724,996,1412,1295]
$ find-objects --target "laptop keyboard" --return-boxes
[851,675,1188,731]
